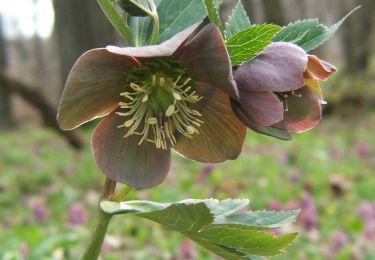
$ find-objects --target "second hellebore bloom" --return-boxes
[57,23,247,189]
[232,42,337,140]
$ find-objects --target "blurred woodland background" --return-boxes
[1,0,375,259]
[0,0,374,133]
[0,0,374,134]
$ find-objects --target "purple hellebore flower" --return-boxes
[231,42,337,140]
[57,23,247,189]
[358,202,375,222]
[68,203,88,226]
[330,230,349,254]
[31,202,49,223]
[299,192,318,231]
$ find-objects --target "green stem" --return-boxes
[150,14,159,45]
[112,185,133,202]
[80,210,112,260]
[80,179,132,260]
[148,0,159,45]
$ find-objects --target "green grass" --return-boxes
[1,115,375,259]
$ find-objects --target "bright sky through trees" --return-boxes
[0,0,54,39]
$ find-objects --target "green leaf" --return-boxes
[157,0,207,43]
[227,24,281,65]
[203,0,225,37]
[115,0,159,45]
[97,0,134,44]
[128,16,153,46]
[115,0,154,17]
[101,199,299,259]
[225,0,251,38]
[273,6,361,51]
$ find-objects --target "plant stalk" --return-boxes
[80,179,132,259]
[150,14,159,45]
[149,0,159,45]
[80,210,112,260]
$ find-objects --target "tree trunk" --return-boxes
[342,0,375,72]
[242,0,255,22]
[262,0,286,25]
[53,0,118,88]
[0,15,14,130]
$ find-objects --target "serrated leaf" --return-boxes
[225,0,251,38]
[97,0,133,44]
[157,0,207,43]
[273,6,360,51]
[203,0,225,37]
[227,24,281,65]
[115,0,154,17]
[101,199,299,259]
[214,209,301,229]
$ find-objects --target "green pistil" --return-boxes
[116,62,203,150]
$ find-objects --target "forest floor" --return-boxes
[1,114,375,259]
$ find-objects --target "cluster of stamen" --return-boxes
[116,60,203,150]
[279,90,303,111]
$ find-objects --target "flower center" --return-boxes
[277,90,303,112]
[116,59,203,150]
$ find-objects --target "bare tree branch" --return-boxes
[0,71,86,149]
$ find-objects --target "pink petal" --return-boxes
[174,82,246,163]
[237,90,284,128]
[307,55,337,81]
[175,23,239,100]
[304,71,325,104]
[234,42,308,93]
[284,86,322,133]
[231,99,292,140]
[57,48,139,130]
[92,112,171,189]
[106,23,201,58]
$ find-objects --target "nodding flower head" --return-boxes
[231,42,336,140]
[57,23,247,189]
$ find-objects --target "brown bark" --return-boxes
[262,0,286,25]
[53,0,118,87]
[341,1,375,72]
[0,71,86,149]
[0,15,14,130]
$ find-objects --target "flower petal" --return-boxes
[107,23,201,58]
[57,48,139,130]
[259,122,292,141]
[237,90,284,128]
[175,23,239,100]
[284,86,322,133]
[307,55,337,81]
[174,82,247,163]
[92,112,171,189]
[231,99,292,140]
[304,71,326,104]
[234,42,308,93]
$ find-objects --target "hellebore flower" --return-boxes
[231,42,336,140]
[57,23,247,189]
